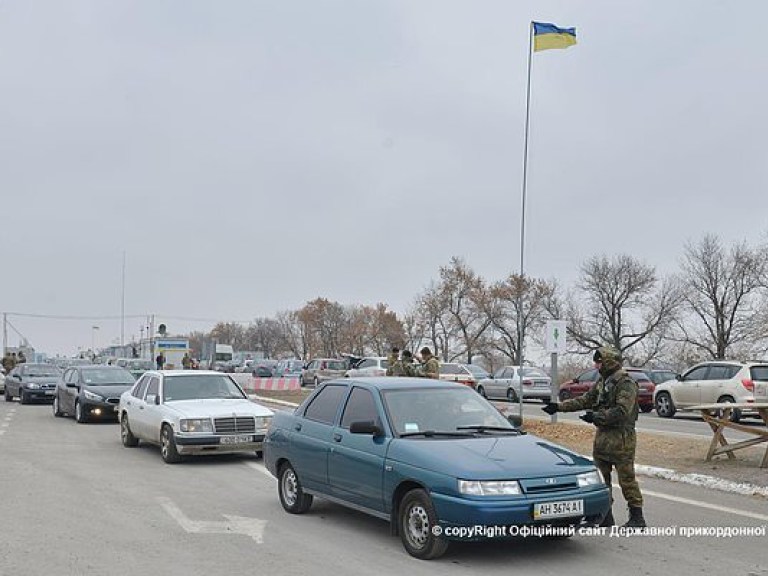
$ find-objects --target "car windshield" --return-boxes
[465,364,489,378]
[24,366,60,377]
[81,368,135,385]
[163,374,246,401]
[326,360,346,370]
[382,387,512,436]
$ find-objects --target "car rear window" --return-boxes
[627,370,651,382]
[750,366,768,381]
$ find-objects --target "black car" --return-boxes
[4,363,62,404]
[53,365,136,423]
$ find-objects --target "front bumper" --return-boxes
[430,487,610,539]
[22,387,57,401]
[81,400,121,419]
[174,433,266,455]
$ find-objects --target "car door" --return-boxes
[130,375,158,440]
[62,369,79,414]
[486,367,507,399]
[123,376,150,439]
[674,366,709,406]
[699,364,738,404]
[290,383,348,493]
[328,386,389,512]
[6,367,20,396]
[140,376,165,443]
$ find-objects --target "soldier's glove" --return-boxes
[541,402,559,416]
[579,411,595,424]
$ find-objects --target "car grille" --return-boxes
[520,478,578,494]
[214,416,256,434]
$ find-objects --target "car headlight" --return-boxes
[27,383,41,389]
[179,418,213,433]
[254,416,273,430]
[458,480,522,496]
[577,470,604,487]
[83,390,104,401]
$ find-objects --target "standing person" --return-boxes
[155,352,165,370]
[542,345,646,529]
[416,347,440,379]
[2,352,15,374]
[181,352,192,370]
[17,351,26,364]
[389,350,416,377]
[386,347,400,375]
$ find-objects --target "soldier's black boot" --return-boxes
[599,508,615,528]
[622,506,647,529]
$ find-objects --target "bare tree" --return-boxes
[567,254,681,364]
[244,318,283,359]
[675,235,767,359]
[209,322,247,349]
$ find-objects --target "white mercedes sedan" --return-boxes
[118,370,273,464]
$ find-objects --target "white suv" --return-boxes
[653,361,768,422]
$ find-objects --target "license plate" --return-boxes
[45,390,55,395]
[220,435,253,445]
[533,499,584,519]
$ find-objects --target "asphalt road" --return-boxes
[0,399,766,576]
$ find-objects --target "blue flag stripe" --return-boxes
[533,22,576,37]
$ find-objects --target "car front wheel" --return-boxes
[4,387,13,402]
[477,386,487,398]
[399,488,449,560]
[655,393,676,418]
[506,388,518,403]
[121,415,139,447]
[278,463,313,514]
[160,424,182,464]
[75,401,88,423]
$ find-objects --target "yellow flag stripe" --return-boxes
[534,33,577,52]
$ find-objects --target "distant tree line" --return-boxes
[183,233,768,376]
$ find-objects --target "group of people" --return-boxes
[385,346,439,378]
[2,351,27,373]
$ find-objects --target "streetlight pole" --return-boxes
[91,325,100,356]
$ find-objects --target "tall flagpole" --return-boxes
[121,251,126,348]
[517,22,534,413]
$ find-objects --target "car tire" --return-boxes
[255,450,263,459]
[313,376,319,388]
[715,396,741,423]
[19,390,29,405]
[477,386,487,398]
[52,395,63,417]
[75,400,88,423]
[655,392,676,418]
[506,388,518,403]
[278,462,313,514]
[160,424,182,464]
[398,488,449,560]
[121,415,139,447]
[4,387,12,402]
[640,405,654,413]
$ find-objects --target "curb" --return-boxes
[250,395,768,498]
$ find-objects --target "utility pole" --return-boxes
[120,251,126,348]
[3,313,7,355]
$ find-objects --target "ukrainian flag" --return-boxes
[533,22,577,52]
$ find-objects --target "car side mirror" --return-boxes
[676,374,682,381]
[349,421,382,436]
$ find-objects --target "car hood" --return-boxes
[163,399,273,418]
[388,433,594,480]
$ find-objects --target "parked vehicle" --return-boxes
[273,359,304,378]
[118,370,273,463]
[4,363,62,404]
[300,358,347,387]
[646,369,678,387]
[116,358,155,380]
[437,363,486,390]
[53,365,136,423]
[264,378,610,560]
[558,367,656,413]
[654,361,768,422]
[477,366,550,402]
[345,357,389,378]
[251,360,278,378]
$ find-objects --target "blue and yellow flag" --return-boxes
[533,22,577,52]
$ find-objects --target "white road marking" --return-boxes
[622,485,768,522]
[157,497,267,543]
[247,461,277,481]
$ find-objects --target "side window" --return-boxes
[144,377,160,401]
[304,385,347,425]
[132,375,150,399]
[724,366,740,379]
[706,366,731,380]
[501,368,513,379]
[359,359,374,369]
[683,366,709,381]
[340,387,381,429]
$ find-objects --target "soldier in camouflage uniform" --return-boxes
[416,347,440,379]
[542,345,646,529]
[385,347,400,376]
[389,350,416,377]
[2,352,15,374]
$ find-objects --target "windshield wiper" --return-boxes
[456,425,523,435]
[399,430,474,438]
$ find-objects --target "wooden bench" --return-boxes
[683,403,768,468]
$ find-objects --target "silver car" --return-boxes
[300,359,348,387]
[118,370,273,463]
[477,366,551,402]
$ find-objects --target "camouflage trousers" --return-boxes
[595,458,643,508]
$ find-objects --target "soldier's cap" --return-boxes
[593,346,622,363]
[420,347,432,356]
[402,350,412,358]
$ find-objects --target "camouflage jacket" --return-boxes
[389,359,416,377]
[418,356,440,379]
[559,368,639,463]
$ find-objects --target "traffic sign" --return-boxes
[545,320,567,354]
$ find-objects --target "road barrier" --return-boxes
[244,377,301,391]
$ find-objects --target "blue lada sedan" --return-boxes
[264,378,610,559]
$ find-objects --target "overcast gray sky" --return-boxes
[1,1,766,355]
